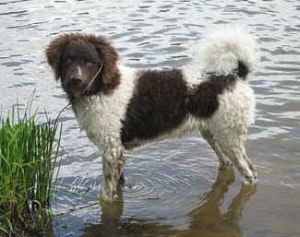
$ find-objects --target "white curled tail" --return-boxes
[202,26,256,79]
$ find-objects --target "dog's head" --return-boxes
[45,33,119,101]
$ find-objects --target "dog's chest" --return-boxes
[73,96,125,146]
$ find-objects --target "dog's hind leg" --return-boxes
[101,145,125,200]
[215,134,257,184]
[201,130,233,170]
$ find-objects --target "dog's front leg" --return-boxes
[101,145,124,200]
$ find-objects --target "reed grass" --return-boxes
[0,107,61,236]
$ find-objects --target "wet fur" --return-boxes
[46,27,257,200]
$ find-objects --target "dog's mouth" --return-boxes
[64,77,101,101]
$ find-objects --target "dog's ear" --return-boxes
[88,35,119,84]
[45,34,69,81]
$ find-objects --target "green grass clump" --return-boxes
[0,108,61,236]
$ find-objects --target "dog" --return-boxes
[46,27,257,200]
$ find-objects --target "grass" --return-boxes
[0,106,62,236]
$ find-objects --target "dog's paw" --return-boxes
[249,164,258,180]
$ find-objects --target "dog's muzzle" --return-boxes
[64,76,85,96]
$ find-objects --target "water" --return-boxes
[1,0,300,236]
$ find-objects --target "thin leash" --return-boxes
[81,63,103,95]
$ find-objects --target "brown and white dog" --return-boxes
[46,27,257,200]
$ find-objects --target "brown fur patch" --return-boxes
[46,34,70,80]
[237,61,249,79]
[188,74,237,118]
[121,69,189,147]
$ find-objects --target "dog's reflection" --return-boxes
[83,170,256,237]
[182,169,256,237]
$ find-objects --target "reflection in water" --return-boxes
[182,170,256,237]
[83,170,256,237]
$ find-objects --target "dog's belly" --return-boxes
[122,115,202,150]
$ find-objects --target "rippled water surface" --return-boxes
[1,0,300,236]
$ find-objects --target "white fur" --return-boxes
[77,66,82,77]
[72,26,257,199]
[201,26,256,75]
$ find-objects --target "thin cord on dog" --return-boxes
[81,63,103,95]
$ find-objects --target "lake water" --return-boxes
[1,0,300,236]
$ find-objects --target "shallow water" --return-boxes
[1,0,300,236]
